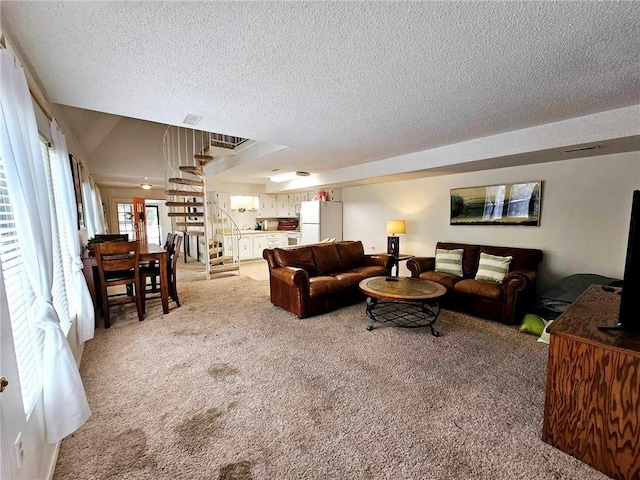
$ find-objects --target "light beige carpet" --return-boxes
[54,261,608,480]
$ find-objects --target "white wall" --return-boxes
[99,186,167,235]
[86,118,167,187]
[343,152,640,291]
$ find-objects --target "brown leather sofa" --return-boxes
[263,240,394,318]
[407,242,543,324]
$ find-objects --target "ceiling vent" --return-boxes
[563,145,601,153]
[182,114,203,126]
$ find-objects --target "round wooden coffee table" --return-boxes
[358,276,447,336]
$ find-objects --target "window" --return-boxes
[117,202,136,239]
[0,155,42,415]
[0,138,78,414]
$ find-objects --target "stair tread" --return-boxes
[210,264,239,274]
[168,177,204,186]
[195,154,215,167]
[166,190,205,197]
[175,230,205,236]
[209,246,225,255]
[168,212,204,217]
[175,221,205,226]
[210,256,233,265]
[179,166,204,176]
[165,201,204,207]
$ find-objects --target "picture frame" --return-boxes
[69,154,85,229]
[450,181,542,226]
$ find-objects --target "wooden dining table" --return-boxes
[82,242,169,321]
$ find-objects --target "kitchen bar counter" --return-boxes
[219,230,298,235]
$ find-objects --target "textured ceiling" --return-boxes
[2,1,639,187]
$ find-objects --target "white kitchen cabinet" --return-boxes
[276,194,290,217]
[328,189,341,201]
[266,232,285,248]
[217,192,230,212]
[238,236,253,260]
[293,193,302,204]
[223,235,235,257]
[252,234,267,258]
[258,194,277,217]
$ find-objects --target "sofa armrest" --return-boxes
[364,253,394,272]
[407,257,435,278]
[270,266,309,287]
[501,269,537,324]
[502,269,537,291]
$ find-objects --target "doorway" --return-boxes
[115,201,164,245]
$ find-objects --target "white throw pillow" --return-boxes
[475,252,513,283]
[435,248,464,277]
[537,319,554,345]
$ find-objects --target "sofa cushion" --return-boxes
[309,276,343,297]
[349,265,388,278]
[273,247,317,275]
[454,279,502,300]
[331,271,366,289]
[435,248,464,277]
[475,252,513,283]
[436,242,480,278]
[336,241,365,270]
[418,271,461,292]
[480,246,542,272]
[311,243,342,274]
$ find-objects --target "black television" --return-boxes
[601,190,640,333]
[618,190,640,333]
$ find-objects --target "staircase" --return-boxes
[163,127,244,279]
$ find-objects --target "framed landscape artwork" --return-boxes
[450,181,542,226]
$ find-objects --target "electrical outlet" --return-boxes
[371,246,375,250]
[14,432,24,469]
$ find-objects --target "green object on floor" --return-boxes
[519,313,545,336]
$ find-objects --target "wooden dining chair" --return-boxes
[94,240,144,328]
[140,234,182,313]
[146,233,176,292]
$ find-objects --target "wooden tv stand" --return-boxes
[542,285,640,480]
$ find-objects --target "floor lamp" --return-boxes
[386,220,406,256]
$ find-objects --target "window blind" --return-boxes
[41,140,72,334]
[49,145,76,327]
[0,157,41,415]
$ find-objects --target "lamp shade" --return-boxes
[386,220,406,236]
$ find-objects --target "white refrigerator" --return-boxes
[300,201,343,245]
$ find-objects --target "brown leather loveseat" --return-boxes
[263,240,393,318]
[407,242,543,324]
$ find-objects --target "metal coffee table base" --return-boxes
[365,297,441,337]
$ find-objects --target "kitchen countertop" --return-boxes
[233,230,299,234]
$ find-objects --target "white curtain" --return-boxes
[50,120,95,343]
[81,169,106,237]
[0,47,90,443]
[92,177,107,233]
[80,165,98,238]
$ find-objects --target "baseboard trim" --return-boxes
[46,441,60,480]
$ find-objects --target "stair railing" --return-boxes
[163,126,213,278]
[205,196,241,275]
